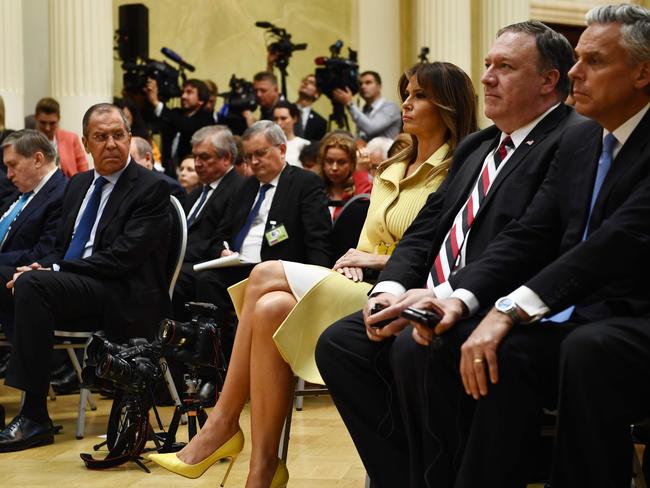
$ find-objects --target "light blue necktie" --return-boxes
[64,177,108,260]
[187,185,210,227]
[232,184,273,252]
[546,133,617,323]
[0,192,33,245]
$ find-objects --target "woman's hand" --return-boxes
[333,249,389,272]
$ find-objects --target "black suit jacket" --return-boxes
[295,108,328,141]
[456,108,650,320]
[184,168,244,263]
[156,171,187,206]
[40,162,171,340]
[156,106,214,177]
[0,169,67,266]
[214,164,332,267]
[379,104,582,290]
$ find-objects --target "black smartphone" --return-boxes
[401,307,445,350]
[400,307,442,328]
[369,302,394,329]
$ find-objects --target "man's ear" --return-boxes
[82,136,90,154]
[634,60,650,92]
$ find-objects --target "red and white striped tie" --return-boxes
[427,136,514,288]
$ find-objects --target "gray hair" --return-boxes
[130,136,152,159]
[366,137,393,160]
[2,129,56,163]
[191,125,237,161]
[82,103,131,137]
[242,120,287,146]
[586,4,650,64]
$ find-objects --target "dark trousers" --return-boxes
[315,311,411,488]
[0,265,16,337]
[5,270,103,397]
[551,317,650,488]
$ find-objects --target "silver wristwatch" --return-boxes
[494,297,522,323]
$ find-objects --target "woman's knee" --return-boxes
[251,291,295,333]
[248,261,286,287]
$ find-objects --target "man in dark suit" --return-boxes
[194,120,332,326]
[145,78,214,178]
[294,74,327,141]
[0,103,170,452]
[129,136,187,206]
[372,5,650,487]
[172,125,244,318]
[0,130,66,268]
[316,21,579,487]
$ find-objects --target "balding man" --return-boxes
[130,136,186,206]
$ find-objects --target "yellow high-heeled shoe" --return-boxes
[270,458,289,488]
[148,429,244,485]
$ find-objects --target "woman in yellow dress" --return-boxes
[149,61,478,488]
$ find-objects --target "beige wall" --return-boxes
[112,0,353,117]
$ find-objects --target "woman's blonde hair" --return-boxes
[319,131,357,195]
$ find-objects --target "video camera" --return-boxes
[83,332,162,393]
[157,302,221,368]
[315,40,359,129]
[219,75,258,115]
[255,21,307,72]
[121,47,197,102]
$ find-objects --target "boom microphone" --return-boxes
[160,47,196,72]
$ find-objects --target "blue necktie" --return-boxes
[0,192,33,245]
[546,133,617,323]
[232,184,273,252]
[187,185,210,227]
[64,177,108,260]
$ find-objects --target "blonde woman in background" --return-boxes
[149,61,478,488]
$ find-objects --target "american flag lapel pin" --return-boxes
[525,140,534,145]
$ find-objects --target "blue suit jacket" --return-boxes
[0,169,67,266]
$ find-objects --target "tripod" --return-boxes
[158,369,213,452]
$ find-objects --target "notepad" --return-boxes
[192,253,253,271]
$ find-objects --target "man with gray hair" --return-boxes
[172,125,244,319]
[373,4,650,486]
[0,129,66,268]
[193,120,332,332]
[129,136,186,205]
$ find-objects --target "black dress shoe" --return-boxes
[50,369,81,395]
[0,405,4,430]
[0,415,54,452]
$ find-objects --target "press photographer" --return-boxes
[145,75,214,178]
[332,69,402,141]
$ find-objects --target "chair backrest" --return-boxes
[167,195,187,299]
[330,193,371,259]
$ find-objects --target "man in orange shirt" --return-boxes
[34,97,87,178]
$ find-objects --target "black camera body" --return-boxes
[219,75,258,115]
[157,302,220,367]
[256,21,307,71]
[122,59,182,102]
[83,333,162,393]
[315,40,360,99]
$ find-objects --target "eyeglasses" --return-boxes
[242,144,280,163]
[89,130,130,143]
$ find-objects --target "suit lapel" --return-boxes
[592,108,650,223]
[94,162,138,247]
[267,165,292,226]
[7,170,62,240]
[473,105,569,223]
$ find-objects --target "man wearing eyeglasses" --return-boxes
[193,120,332,337]
[171,125,244,320]
[0,103,170,452]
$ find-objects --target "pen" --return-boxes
[223,241,230,251]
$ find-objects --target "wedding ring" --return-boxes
[473,358,484,364]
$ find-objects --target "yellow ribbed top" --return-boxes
[357,142,450,254]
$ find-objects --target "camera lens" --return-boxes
[157,318,195,346]
[96,354,133,386]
